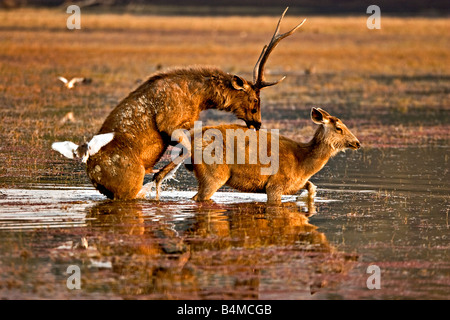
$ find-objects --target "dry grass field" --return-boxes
[0,8,449,186]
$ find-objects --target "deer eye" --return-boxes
[251,108,257,114]
[253,99,258,103]
[336,127,343,133]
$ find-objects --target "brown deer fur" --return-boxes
[87,66,262,200]
[186,108,361,204]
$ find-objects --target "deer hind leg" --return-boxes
[193,179,225,202]
[266,186,283,205]
[192,166,229,202]
[87,155,145,200]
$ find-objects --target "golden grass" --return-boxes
[1,9,448,74]
[2,9,449,35]
[0,8,448,185]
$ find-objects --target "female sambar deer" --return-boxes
[52,8,306,200]
[186,108,361,204]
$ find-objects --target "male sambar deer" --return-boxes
[186,108,361,204]
[51,8,306,200]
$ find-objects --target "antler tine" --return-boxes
[253,45,267,84]
[254,7,307,89]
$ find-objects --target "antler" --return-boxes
[253,7,306,89]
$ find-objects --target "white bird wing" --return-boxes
[87,133,115,156]
[58,76,68,84]
[68,77,85,86]
[52,141,79,159]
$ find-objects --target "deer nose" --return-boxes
[347,140,361,150]
[246,121,261,131]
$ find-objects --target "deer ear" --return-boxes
[311,108,330,124]
[231,75,247,91]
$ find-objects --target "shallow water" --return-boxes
[0,146,448,299]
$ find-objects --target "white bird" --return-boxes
[52,133,115,163]
[59,111,76,124]
[58,76,85,89]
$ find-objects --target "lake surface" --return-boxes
[0,146,448,299]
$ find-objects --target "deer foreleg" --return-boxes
[136,181,156,199]
[304,181,317,201]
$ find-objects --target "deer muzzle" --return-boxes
[347,140,361,150]
[245,121,261,131]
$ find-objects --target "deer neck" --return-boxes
[299,125,336,177]
[199,74,237,112]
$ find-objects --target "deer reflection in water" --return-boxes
[66,200,356,299]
